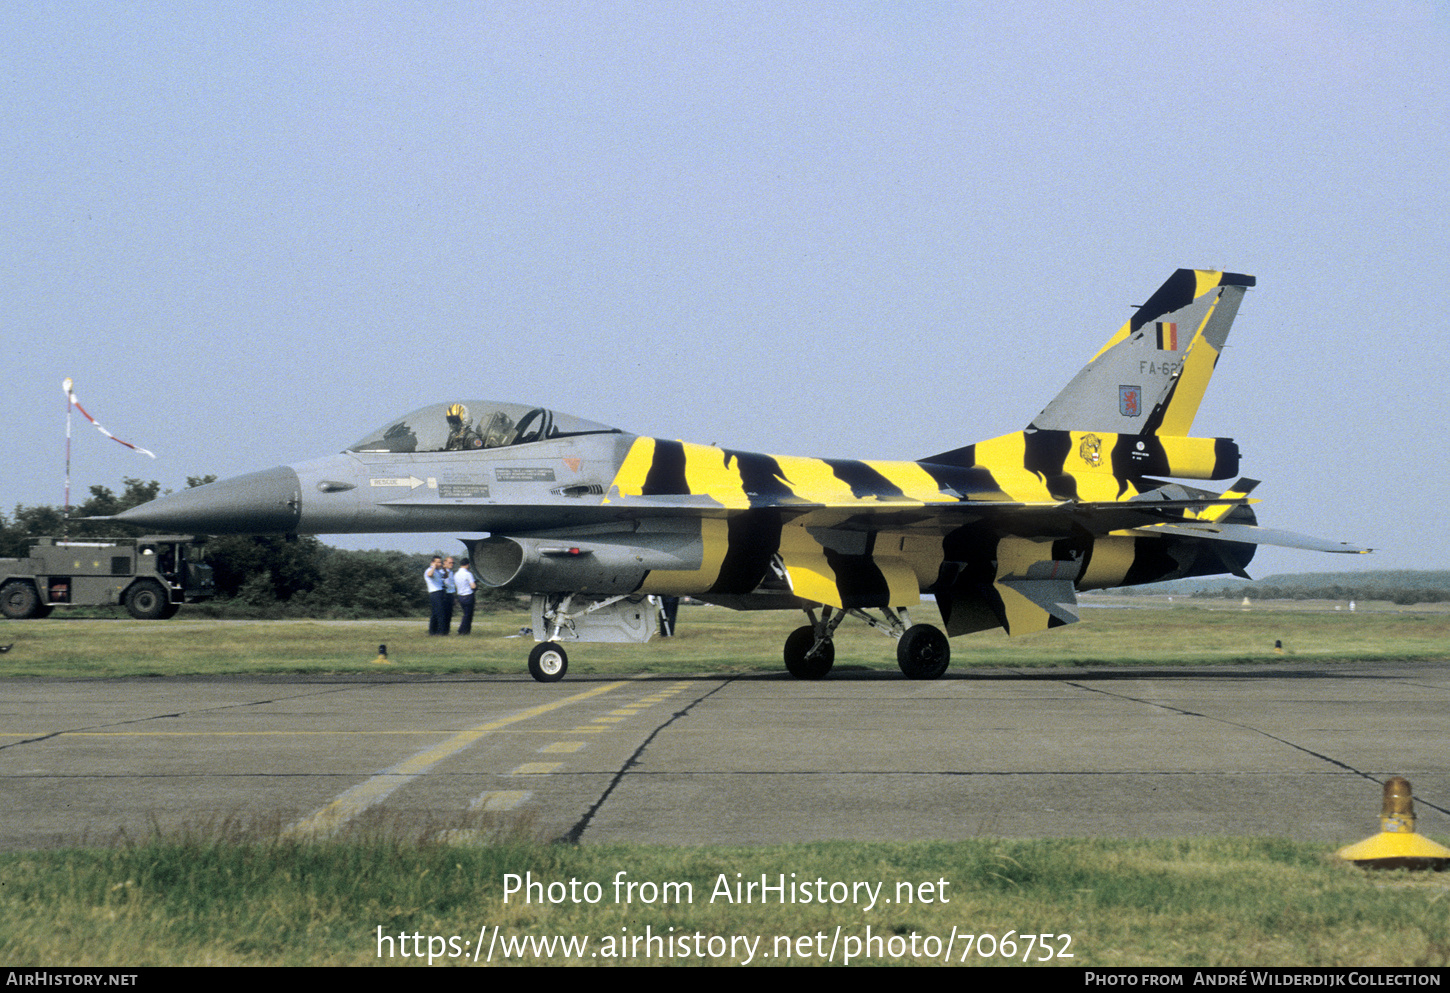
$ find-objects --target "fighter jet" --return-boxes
[118,269,1366,681]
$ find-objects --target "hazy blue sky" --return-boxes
[5,2,1446,574]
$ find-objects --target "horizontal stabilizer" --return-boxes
[1129,520,1370,554]
[1192,478,1260,522]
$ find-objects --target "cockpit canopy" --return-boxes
[346,401,621,454]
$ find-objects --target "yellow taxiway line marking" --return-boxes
[561,681,695,734]
[469,790,531,812]
[285,681,626,837]
[36,730,573,737]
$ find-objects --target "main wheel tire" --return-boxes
[528,642,569,682]
[0,582,41,619]
[897,624,950,680]
[783,625,834,679]
[124,580,169,620]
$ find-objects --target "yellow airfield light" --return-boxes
[1336,776,1450,869]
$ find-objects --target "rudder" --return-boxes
[1028,269,1256,437]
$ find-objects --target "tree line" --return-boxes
[1192,584,1450,606]
[1,478,518,618]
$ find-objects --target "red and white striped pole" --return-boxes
[60,377,158,518]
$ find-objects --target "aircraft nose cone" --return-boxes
[116,466,303,534]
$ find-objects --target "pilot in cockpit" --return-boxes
[444,403,485,451]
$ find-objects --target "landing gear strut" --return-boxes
[780,605,951,680]
[784,625,834,679]
[522,592,657,682]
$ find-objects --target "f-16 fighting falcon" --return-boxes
[118,269,1366,682]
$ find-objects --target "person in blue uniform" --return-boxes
[425,555,450,635]
[454,558,477,635]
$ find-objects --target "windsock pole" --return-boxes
[59,377,158,520]
[63,379,73,518]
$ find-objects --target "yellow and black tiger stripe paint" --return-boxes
[607,430,1237,511]
[590,269,1266,635]
[603,426,1254,632]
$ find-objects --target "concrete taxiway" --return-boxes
[1,662,1446,849]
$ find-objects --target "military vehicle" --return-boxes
[0,535,215,619]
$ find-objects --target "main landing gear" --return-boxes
[783,605,951,681]
[896,623,950,680]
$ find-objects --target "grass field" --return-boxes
[3,833,1449,967]
[3,603,1448,967]
[2,599,1449,679]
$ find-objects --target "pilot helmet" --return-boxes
[446,403,469,427]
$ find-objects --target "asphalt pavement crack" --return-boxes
[1059,678,1450,818]
[556,676,741,844]
[0,684,360,752]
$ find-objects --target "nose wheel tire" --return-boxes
[528,642,569,682]
[897,624,950,680]
[783,625,834,679]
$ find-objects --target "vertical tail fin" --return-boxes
[1029,269,1255,436]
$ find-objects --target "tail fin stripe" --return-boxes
[1029,268,1255,438]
